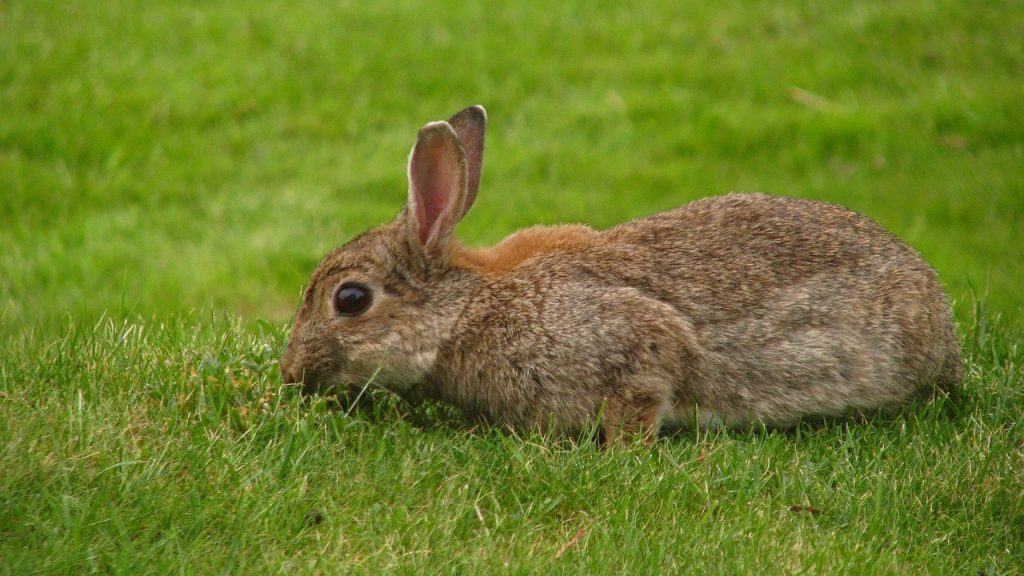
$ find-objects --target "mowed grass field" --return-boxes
[2,0,1022,573]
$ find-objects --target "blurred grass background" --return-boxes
[2,0,1021,333]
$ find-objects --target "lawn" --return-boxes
[1,0,1022,573]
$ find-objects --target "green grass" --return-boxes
[1,0,1022,573]
[2,310,1022,573]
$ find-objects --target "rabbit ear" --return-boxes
[447,105,486,218]
[405,121,468,255]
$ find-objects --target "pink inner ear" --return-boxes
[409,125,465,245]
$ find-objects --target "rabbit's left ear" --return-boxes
[405,121,468,257]
[447,105,486,218]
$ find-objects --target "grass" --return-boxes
[1,314,1022,573]
[1,0,1022,573]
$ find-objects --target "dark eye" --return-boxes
[333,283,372,316]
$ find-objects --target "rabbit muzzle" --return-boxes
[279,328,348,395]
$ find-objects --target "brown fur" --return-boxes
[280,106,962,442]
[451,225,602,276]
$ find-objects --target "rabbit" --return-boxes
[279,105,962,442]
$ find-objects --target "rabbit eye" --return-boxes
[333,283,372,316]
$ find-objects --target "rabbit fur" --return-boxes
[280,105,961,441]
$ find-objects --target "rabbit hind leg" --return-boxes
[600,374,673,446]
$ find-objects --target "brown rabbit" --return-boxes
[280,105,962,442]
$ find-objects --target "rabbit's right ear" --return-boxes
[404,121,468,259]
[447,105,486,218]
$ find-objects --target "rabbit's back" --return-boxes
[603,193,960,424]
[608,194,919,321]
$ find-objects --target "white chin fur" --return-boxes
[367,348,437,394]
